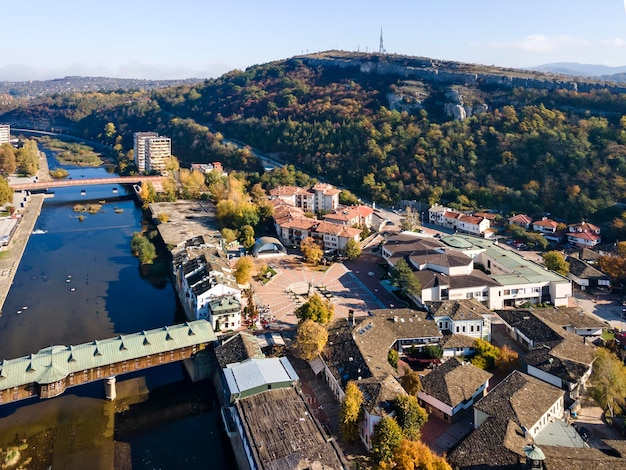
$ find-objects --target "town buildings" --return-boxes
[133,131,171,174]
[214,332,347,470]
[382,233,572,309]
[270,184,370,253]
[428,205,491,237]
[172,236,242,333]
[0,124,9,144]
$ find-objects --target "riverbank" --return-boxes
[0,151,50,313]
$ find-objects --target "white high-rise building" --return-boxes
[0,125,10,145]
[133,131,159,172]
[145,137,172,174]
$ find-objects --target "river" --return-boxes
[0,149,235,469]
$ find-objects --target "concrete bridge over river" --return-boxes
[0,320,216,405]
[9,175,165,192]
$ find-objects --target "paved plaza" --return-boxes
[250,254,389,329]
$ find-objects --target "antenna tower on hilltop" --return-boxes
[379,27,385,54]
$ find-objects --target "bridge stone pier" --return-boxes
[0,320,216,405]
[105,376,117,401]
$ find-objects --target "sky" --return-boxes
[2,0,626,81]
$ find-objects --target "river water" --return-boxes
[0,149,235,469]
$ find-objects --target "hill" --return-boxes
[0,76,203,98]
[532,62,626,83]
[3,51,626,233]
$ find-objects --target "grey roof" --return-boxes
[409,251,472,269]
[356,374,406,416]
[428,298,491,321]
[440,333,477,349]
[447,416,527,469]
[383,234,445,259]
[234,387,347,470]
[524,345,592,385]
[540,444,626,469]
[566,256,610,281]
[473,371,564,431]
[223,357,299,396]
[215,332,265,368]
[0,321,216,389]
[496,309,596,365]
[531,307,605,331]
[496,309,563,346]
[322,320,373,387]
[420,358,492,408]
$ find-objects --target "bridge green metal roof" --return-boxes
[0,320,216,389]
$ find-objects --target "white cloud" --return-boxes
[479,34,591,53]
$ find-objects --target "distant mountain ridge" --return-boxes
[532,62,626,81]
[0,76,204,98]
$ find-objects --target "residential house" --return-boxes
[190,162,226,176]
[357,375,407,451]
[312,221,361,253]
[496,309,596,401]
[428,298,492,342]
[174,247,242,331]
[566,255,611,291]
[532,217,565,243]
[448,371,565,469]
[323,205,373,228]
[567,230,601,247]
[418,358,492,422]
[508,213,533,229]
[532,217,559,234]
[133,131,159,172]
[269,183,340,213]
[428,205,451,225]
[439,334,477,358]
[456,214,491,237]
[532,307,605,339]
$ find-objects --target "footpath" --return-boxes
[0,151,50,313]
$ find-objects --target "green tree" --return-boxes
[0,143,17,174]
[221,227,239,245]
[295,319,328,360]
[300,236,323,265]
[391,259,421,298]
[234,256,255,285]
[240,225,256,249]
[388,349,399,368]
[339,382,364,443]
[401,370,422,396]
[344,238,361,260]
[542,251,570,276]
[590,348,626,417]
[339,189,360,206]
[0,176,13,205]
[371,416,403,465]
[470,338,500,370]
[130,232,157,265]
[294,293,334,324]
[393,395,428,441]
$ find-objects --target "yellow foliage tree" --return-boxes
[295,319,328,361]
[379,439,451,470]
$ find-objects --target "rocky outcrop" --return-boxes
[297,53,626,95]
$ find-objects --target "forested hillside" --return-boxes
[3,52,626,227]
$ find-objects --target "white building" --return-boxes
[0,124,10,144]
[133,131,158,172]
[145,137,172,174]
[428,299,492,342]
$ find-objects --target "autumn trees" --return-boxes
[542,251,570,276]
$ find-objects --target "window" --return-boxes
[504,289,510,295]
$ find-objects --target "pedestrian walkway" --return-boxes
[251,255,384,329]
